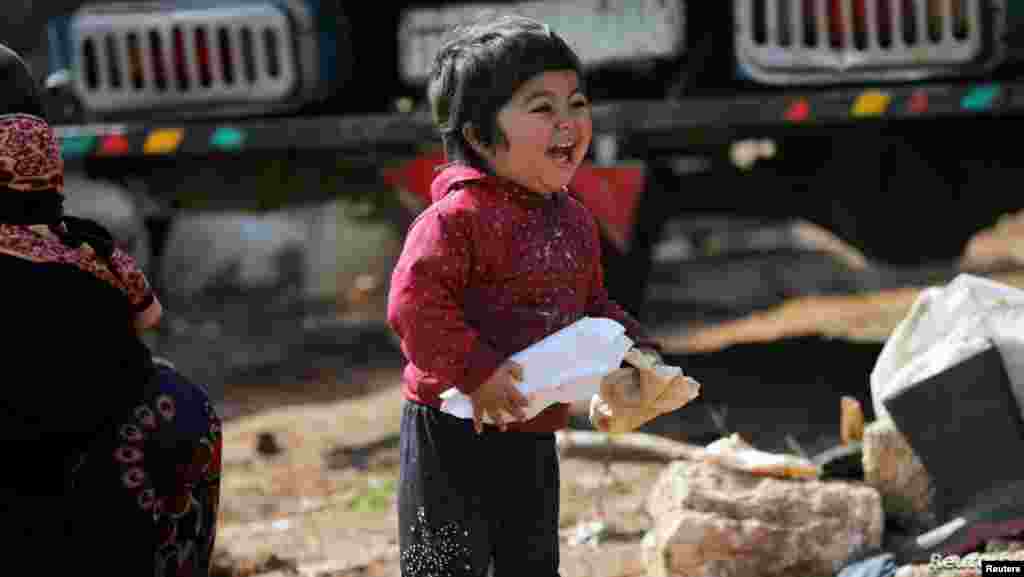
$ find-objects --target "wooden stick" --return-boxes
[555,430,704,463]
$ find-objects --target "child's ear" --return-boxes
[462,122,490,159]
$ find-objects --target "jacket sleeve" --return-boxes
[387,206,506,396]
[583,214,663,354]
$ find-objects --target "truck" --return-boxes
[39,0,1024,316]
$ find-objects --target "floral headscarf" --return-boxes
[0,113,153,312]
[0,113,64,192]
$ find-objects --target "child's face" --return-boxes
[471,69,592,195]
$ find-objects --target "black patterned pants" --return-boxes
[398,400,561,577]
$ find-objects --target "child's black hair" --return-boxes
[427,13,585,173]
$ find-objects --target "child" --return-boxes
[387,14,661,576]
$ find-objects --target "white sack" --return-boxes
[440,317,633,423]
[871,274,1024,422]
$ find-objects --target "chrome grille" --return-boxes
[398,0,687,84]
[71,3,297,113]
[735,0,998,84]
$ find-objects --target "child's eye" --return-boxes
[572,99,589,109]
[531,104,553,114]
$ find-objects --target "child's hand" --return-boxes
[469,361,529,433]
[634,347,663,365]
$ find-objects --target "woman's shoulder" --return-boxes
[0,252,129,306]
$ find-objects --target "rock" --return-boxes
[643,459,883,577]
[861,418,937,530]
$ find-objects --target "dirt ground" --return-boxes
[203,290,908,577]
[203,213,1024,577]
[212,355,665,577]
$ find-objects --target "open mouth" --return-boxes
[547,142,576,165]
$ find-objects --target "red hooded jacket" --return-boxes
[387,164,657,432]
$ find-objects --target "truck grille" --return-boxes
[71,3,297,113]
[735,0,1001,84]
[398,0,687,85]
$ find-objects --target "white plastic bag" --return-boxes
[439,317,634,423]
[870,274,1024,422]
[984,306,1024,402]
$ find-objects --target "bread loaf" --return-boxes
[589,349,701,433]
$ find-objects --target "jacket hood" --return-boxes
[429,164,488,204]
[429,163,579,206]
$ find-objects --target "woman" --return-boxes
[0,43,221,576]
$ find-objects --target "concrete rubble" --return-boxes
[861,418,936,530]
[641,456,883,577]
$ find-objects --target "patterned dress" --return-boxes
[67,362,223,577]
[0,113,222,576]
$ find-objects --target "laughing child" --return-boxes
[387,14,661,576]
